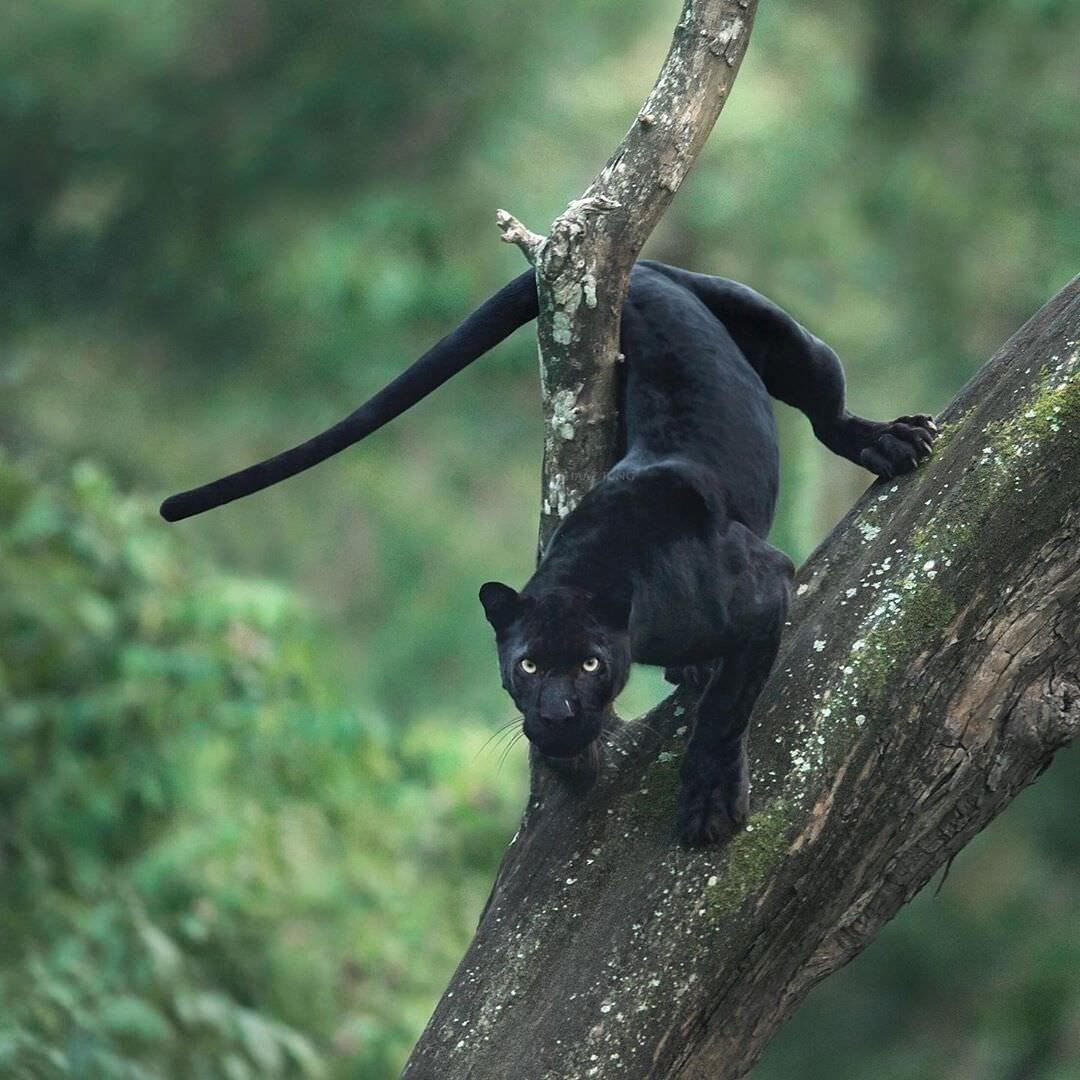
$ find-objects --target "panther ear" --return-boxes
[479,581,522,632]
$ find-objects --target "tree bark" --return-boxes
[403,280,1080,1078]
[496,0,758,550]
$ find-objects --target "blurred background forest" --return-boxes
[1,0,1077,1076]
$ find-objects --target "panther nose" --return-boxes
[540,697,576,727]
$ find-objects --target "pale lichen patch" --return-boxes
[857,521,881,543]
[550,386,582,442]
[545,471,575,520]
[582,273,598,310]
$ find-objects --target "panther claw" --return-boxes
[860,413,938,479]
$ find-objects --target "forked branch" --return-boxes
[499,0,760,548]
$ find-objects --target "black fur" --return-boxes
[159,271,538,521]
[163,261,936,844]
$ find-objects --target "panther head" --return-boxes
[479,582,631,760]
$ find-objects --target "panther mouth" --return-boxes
[536,741,593,760]
[528,729,602,761]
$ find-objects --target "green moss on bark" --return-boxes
[787,351,1079,796]
[705,800,793,918]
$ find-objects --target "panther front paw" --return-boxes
[663,663,715,689]
[859,414,938,479]
[675,772,749,847]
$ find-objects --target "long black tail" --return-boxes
[160,270,538,522]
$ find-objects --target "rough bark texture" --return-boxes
[497,0,758,549]
[403,282,1080,1079]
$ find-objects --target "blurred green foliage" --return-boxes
[0,454,524,1076]
[1,0,1077,1075]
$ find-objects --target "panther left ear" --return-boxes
[479,581,522,632]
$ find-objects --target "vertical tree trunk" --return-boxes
[496,0,759,548]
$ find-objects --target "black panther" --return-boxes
[162,261,936,844]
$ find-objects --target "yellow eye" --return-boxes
[519,658,537,674]
[582,657,600,673]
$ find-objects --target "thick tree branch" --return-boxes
[404,282,1080,1078]
[498,0,758,548]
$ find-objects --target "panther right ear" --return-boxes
[479,582,522,632]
